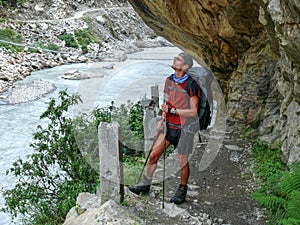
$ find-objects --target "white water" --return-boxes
[0,47,178,224]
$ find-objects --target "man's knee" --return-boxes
[178,155,189,168]
[148,152,160,165]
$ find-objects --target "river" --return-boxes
[0,47,181,224]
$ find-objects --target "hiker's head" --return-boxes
[172,52,193,72]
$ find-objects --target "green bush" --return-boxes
[251,140,300,224]
[1,0,24,7]
[251,140,286,185]
[0,28,23,52]
[58,34,78,48]
[26,42,60,53]
[74,29,99,54]
[74,100,145,186]
[253,163,300,225]
[1,90,99,224]
[46,42,60,52]
[2,90,146,224]
[93,100,145,158]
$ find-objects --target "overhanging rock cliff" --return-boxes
[128,0,300,163]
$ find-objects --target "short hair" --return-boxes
[179,52,193,69]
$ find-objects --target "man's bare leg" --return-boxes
[178,154,190,185]
[146,132,170,178]
[129,132,170,195]
[170,154,189,204]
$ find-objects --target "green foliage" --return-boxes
[128,101,144,141]
[280,218,300,225]
[0,0,23,8]
[252,140,300,225]
[2,90,146,224]
[102,14,119,40]
[74,29,99,54]
[58,34,79,48]
[45,42,60,51]
[0,27,23,52]
[253,163,300,224]
[252,139,286,185]
[82,15,93,27]
[57,17,102,54]
[123,156,145,186]
[93,100,145,158]
[26,42,60,53]
[1,90,99,224]
[280,163,300,196]
[75,100,145,185]
[253,192,287,212]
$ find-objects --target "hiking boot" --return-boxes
[170,184,188,204]
[129,175,152,195]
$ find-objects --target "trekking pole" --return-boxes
[162,117,166,209]
[198,130,202,143]
[137,129,162,184]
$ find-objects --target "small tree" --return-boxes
[1,90,99,224]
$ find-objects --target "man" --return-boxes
[129,52,200,204]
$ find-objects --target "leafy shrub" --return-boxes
[1,90,99,224]
[45,42,60,52]
[26,42,60,53]
[1,0,23,8]
[74,29,99,54]
[251,140,286,185]
[74,100,145,186]
[253,163,300,224]
[2,90,146,224]
[92,101,145,158]
[0,28,23,52]
[58,34,78,48]
[251,140,300,224]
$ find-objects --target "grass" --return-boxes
[251,139,286,185]
[123,156,145,186]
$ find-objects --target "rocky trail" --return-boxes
[10,7,131,23]
[125,129,266,225]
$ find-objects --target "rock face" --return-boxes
[63,193,143,225]
[128,0,300,164]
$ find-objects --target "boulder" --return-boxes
[62,69,88,80]
[63,193,144,225]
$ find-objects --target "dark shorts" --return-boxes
[166,125,194,155]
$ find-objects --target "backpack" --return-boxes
[185,67,213,132]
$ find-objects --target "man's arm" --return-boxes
[172,95,199,117]
[161,95,199,117]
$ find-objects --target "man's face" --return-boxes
[172,55,186,71]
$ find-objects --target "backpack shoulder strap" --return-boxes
[164,75,173,103]
[185,76,199,98]
[166,75,173,92]
[184,77,197,107]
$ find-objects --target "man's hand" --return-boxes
[161,103,169,113]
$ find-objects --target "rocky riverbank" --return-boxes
[0,1,171,95]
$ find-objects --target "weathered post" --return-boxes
[98,121,124,204]
[151,84,159,108]
[142,85,159,152]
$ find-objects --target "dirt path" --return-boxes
[9,6,131,23]
[125,128,266,225]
